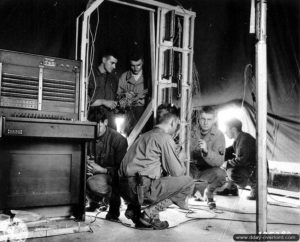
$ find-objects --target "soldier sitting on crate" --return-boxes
[86,109,128,221]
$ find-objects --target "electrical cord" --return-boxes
[88,210,103,225]
[267,192,300,209]
[84,184,300,231]
[86,7,99,113]
[85,204,300,231]
[217,188,244,241]
[270,118,279,160]
[242,64,252,108]
[85,213,154,230]
[188,204,255,215]
[240,186,300,209]
[241,65,298,209]
[88,8,99,79]
[85,209,214,231]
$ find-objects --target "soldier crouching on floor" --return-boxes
[190,106,227,209]
[86,109,128,222]
[118,103,194,229]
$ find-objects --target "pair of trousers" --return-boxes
[190,163,227,199]
[119,175,194,218]
[226,166,256,188]
[86,174,121,217]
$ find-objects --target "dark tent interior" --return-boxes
[0,0,299,232]
[0,0,299,177]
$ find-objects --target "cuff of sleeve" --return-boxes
[228,159,235,166]
[202,150,208,157]
[106,167,114,177]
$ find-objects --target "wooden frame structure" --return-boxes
[76,0,195,172]
[255,0,268,234]
[77,0,270,234]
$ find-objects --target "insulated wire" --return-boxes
[85,202,300,232]
[242,64,297,205]
[241,64,252,109]
[267,192,300,209]
[88,8,99,79]
[85,188,300,230]
[217,188,244,241]
[88,210,103,225]
[282,3,300,104]
[87,8,100,112]
[270,118,279,160]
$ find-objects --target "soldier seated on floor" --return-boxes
[118,103,194,229]
[86,109,128,222]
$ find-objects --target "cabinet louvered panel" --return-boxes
[0,49,80,120]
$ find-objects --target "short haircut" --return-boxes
[102,48,118,60]
[129,51,143,62]
[88,108,107,123]
[199,106,216,116]
[129,43,143,61]
[225,118,242,131]
[157,103,180,124]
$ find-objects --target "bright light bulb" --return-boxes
[115,116,125,135]
[218,107,244,133]
[217,106,246,147]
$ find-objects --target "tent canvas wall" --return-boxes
[0,0,299,165]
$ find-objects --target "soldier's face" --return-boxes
[170,117,180,136]
[199,112,215,132]
[130,59,143,75]
[103,56,118,73]
[97,120,107,136]
[225,126,234,139]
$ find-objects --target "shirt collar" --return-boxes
[97,127,108,139]
[235,131,243,141]
[200,124,218,136]
[153,126,168,134]
[98,64,107,74]
[210,125,218,135]
[94,66,106,77]
[126,71,143,84]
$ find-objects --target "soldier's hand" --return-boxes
[198,139,208,153]
[221,161,227,170]
[103,100,117,109]
[90,99,103,107]
[125,91,135,99]
[87,162,107,174]
[178,149,186,162]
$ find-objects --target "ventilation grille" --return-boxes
[1,73,39,99]
[42,78,76,103]
[0,73,76,103]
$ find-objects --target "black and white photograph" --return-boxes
[0,0,299,241]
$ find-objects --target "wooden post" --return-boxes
[79,0,105,121]
[186,15,195,176]
[255,0,268,234]
[150,11,156,124]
